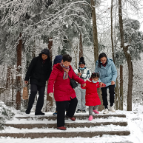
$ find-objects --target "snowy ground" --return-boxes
[0,106,143,143]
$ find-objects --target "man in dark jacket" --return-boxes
[25,49,52,115]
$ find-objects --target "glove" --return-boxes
[49,93,53,97]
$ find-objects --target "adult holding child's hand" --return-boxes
[48,54,85,130]
[95,53,117,114]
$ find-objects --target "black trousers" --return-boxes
[56,97,78,127]
[56,102,69,112]
[26,84,45,113]
[101,85,115,109]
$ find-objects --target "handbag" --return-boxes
[22,86,29,100]
[68,75,78,89]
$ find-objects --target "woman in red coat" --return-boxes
[82,73,106,121]
[48,54,85,130]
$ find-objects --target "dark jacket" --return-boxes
[53,55,63,65]
[25,53,52,86]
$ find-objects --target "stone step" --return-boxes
[16,114,126,121]
[0,131,130,138]
[5,121,128,129]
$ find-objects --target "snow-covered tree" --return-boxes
[115,18,143,67]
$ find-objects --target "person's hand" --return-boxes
[111,81,115,85]
[100,82,103,87]
[77,73,82,77]
[82,83,86,87]
[25,81,28,84]
[49,93,53,97]
[101,83,106,87]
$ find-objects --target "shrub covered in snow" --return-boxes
[0,101,15,130]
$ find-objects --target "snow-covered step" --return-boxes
[0,111,132,139]
[0,131,130,138]
[8,116,128,123]
[0,125,130,133]
[5,121,128,129]
[16,114,126,121]
[0,137,133,143]
[0,125,130,138]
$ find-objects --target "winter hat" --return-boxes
[41,49,50,57]
[53,55,63,65]
[79,57,85,65]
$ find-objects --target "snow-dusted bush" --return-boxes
[0,101,15,130]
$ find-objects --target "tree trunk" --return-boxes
[118,0,124,48]
[120,65,123,110]
[6,66,11,89]
[48,38,53,61]
[111,0,115,62]
[6,66,12,106]
[115,80,119,109]
[11,75,14,106]
[79,33,83,60]
[74,45,78,69]
[111,0,120,110]
[90,0,99,60]
[16,33,22,110]
[90,0,103,111]
[23,44,29,109]
[123,51,133,111]
[46,38,53,111]
[118,0,133,111]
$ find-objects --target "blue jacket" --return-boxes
[95,58,117,87]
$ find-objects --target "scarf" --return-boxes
[42,60,46,64]
[102,63,107,67]
[60,64,70,79]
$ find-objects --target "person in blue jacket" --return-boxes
[95,53,117,114]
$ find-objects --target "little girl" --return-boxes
[81,73,106,121]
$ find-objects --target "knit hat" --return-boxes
[53,55,63,65]
[79,57,85,65]
[41,49,50,57]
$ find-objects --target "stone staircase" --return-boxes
[0,113,131,139]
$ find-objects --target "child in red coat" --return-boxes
[81,73,106,121]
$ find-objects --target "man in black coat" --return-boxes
[25,49,52,115]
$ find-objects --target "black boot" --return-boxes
[35,111,45,115]
[25,110,30,114]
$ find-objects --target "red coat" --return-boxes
[48,63,85,101]
[81,80,101,106]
